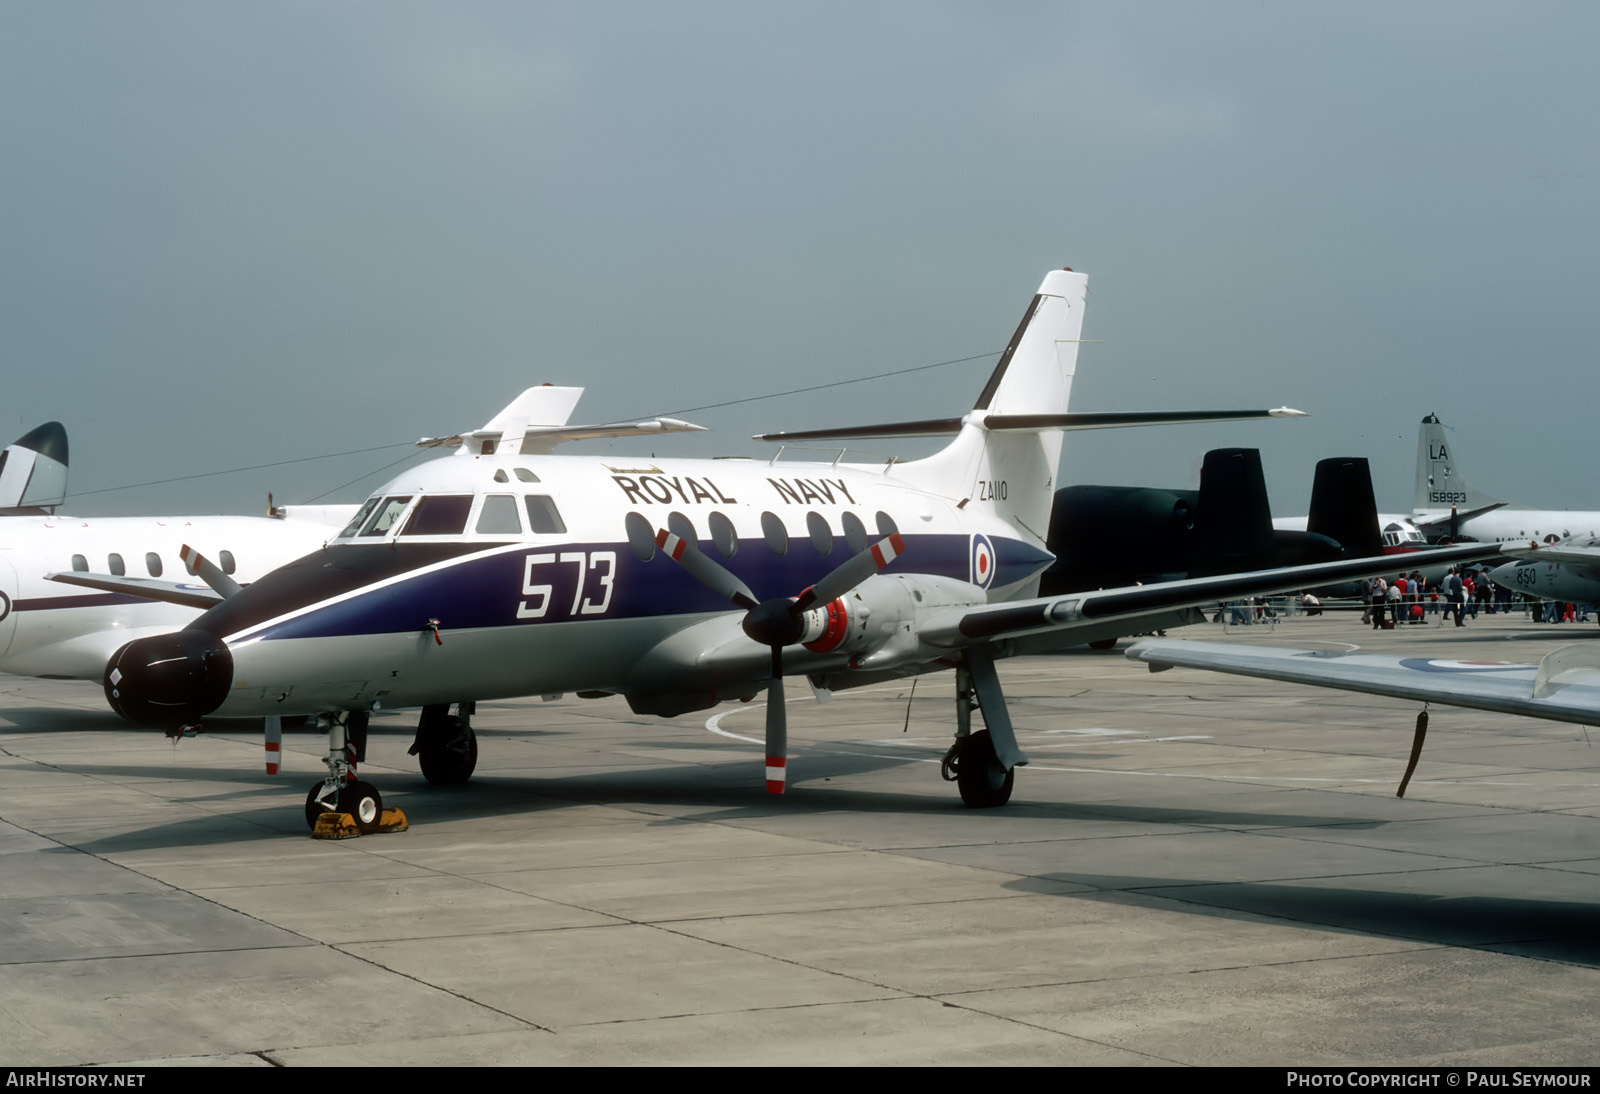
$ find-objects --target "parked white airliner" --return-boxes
[0,418,359,681]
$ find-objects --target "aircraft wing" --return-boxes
[1502,542,1600,579]
[921,543,1496,647]
[46,571,224,610]
[1124,638,1600,728]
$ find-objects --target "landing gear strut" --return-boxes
[305,711,383,833]
[940,650,1026,809]
[409,702,478,785]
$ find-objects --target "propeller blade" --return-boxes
[793,533,905,613]
[179,544,243,600]
[655,529,759,610]
[765,645,786,795]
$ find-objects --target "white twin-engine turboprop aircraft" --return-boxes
[0,420,361,680]
[99,268,1490,833]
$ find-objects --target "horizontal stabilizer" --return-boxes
[986,408,1308,432]
[419,385,706,454]
[1411,502,1506,537]
[46,571,224,610]
[754,408,1306,443]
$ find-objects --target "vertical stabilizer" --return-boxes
[0,422,68,511]
[1414,413,1501,514]
[1192,448,1277,575]
[1309,457,1382,557]
[902,269,1088,540]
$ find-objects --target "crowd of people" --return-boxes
[1220,569,1590,628]
[1361,566,1589,628]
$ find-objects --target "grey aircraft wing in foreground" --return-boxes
[1125,638,1600,728]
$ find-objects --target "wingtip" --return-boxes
[1268,407,1310,418]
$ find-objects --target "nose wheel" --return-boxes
[305,779,384,833]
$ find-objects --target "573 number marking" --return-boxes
[517,551,616,619]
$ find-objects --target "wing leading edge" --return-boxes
[924,542,1497,647]
[1125,638,1600,728]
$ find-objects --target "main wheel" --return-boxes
[418,723,477,785]
[340,780,384,834]
[305,781,338,830]
[954,730,1014,808]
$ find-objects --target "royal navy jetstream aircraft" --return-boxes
[100,268,1494,833]
[1413,414,1600,544]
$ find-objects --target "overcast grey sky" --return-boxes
[3,2,1595,517]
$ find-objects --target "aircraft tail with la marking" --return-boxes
[1414,413,1502,515]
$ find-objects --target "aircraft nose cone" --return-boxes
[1489,561,1521,588]
[104,630,233,726]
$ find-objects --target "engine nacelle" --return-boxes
[794,574,988,667]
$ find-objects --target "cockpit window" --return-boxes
[339,498,379,538]
[524,495,567,534]
[359,495,414,537]
[475,494,522,535]
[401,495,473,536]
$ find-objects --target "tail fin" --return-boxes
[1308,457,1382,557]
[1414,413,1501,513]
[0,422,68,511]
[1191,448,1277,575]
[901,268,1088,537]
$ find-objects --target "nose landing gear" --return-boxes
[305,710,406,837]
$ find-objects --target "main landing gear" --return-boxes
[409,702,478,785]
[940,648,1027,809]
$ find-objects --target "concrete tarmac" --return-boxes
[1,612,1597,1066]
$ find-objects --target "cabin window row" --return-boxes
[69,550,237,578]
[337,493,568,539]
[624,509,899,562]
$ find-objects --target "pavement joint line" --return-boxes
[929,941,1449,1000]
[559,994,914,1029]
[632,915,1148,1046]
[1242,826,1590,868]
[0,803,554,1034]
[925,995,1206,1066]
[0,943,320,969]
[324,942,554,1033]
